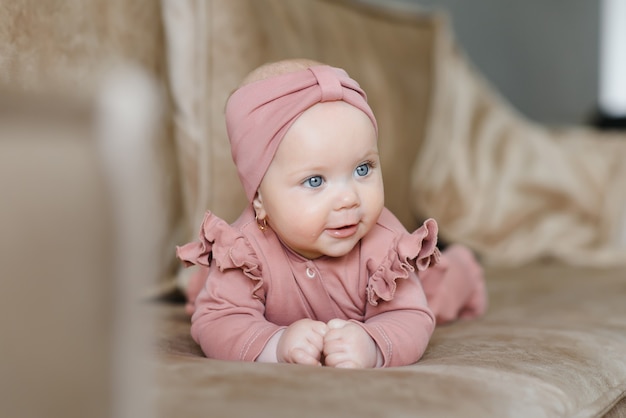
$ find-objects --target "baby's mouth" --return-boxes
[326,223,359,238]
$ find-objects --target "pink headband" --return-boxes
[225,65,378,202]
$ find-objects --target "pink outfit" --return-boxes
[178,206,441,367]
[226,65,377,201]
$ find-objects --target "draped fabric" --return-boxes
[411,18,626,266]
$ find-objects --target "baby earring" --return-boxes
[256,215,267,232]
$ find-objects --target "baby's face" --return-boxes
[254,101,384,259]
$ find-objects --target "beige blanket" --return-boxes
[411,13,626,267]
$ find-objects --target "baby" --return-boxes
[177,59,486,368]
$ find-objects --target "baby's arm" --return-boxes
[257,319,328,366]
[192,265,332,365]
[191,266,287,362]
[359,275,436,367]
[323,319,383,368]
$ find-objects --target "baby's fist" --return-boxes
[277,319,328,366]
[323,319,381,368]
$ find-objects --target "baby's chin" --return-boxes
[288,224,372,259]
[318,237,365,259]
[290,241,358,260]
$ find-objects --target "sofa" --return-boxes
[2,1,626,417]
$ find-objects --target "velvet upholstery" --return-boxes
[154,263,626,418]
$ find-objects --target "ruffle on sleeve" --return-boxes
[366,218,441,306]
[176,211,264,299]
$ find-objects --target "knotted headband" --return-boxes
[225,65,378,202]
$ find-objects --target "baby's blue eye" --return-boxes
[305,176,323,188]
[355,163,370,177]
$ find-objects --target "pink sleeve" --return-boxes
[190,262,285,361]
[357,273,435,367]
[365,218,440,306]
[178,210,285,360]
[355,217,439,367]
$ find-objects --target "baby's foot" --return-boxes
[184,266,209,316]
[421,244,487,324]
[447,245,488,320]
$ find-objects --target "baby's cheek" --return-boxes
[293,210,327,237]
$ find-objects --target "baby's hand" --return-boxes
[323,319,381,368]
[277,318,328,366]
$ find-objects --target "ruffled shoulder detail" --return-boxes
[366,218,440,306]
[176,211,264,299]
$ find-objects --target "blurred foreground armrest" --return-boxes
[0,68,160,418]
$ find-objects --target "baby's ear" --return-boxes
[252,191,267,220]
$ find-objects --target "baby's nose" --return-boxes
[334,182,360,210]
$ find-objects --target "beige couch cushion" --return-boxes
[0,0,164,90]
[154,263,626,417]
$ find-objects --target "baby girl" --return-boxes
[177,59,486,368]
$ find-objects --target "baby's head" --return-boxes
[226,59,384,259]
